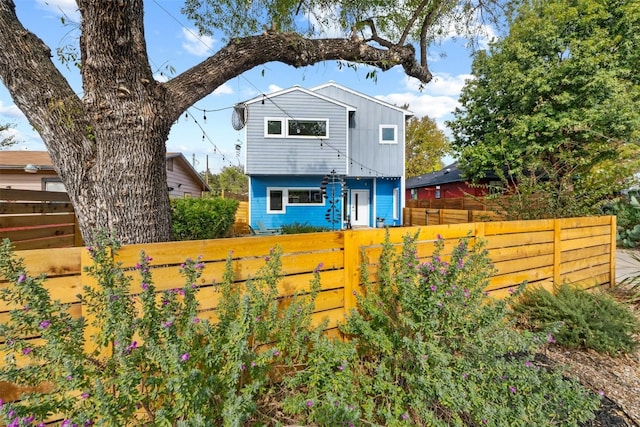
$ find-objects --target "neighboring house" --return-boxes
[0,151,210,197]
[405,162,503,200]
[240,82,410,229]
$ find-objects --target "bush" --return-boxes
[511,283,640,356]
[280,222,330,234]
[0,235,600,426]
[170,197,238,240]
[338,233,599,426]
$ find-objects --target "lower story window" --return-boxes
[267,187,323,213]
[269,189,284,213]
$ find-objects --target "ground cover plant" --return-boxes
[0,234,600,426]
[511,283,640,356]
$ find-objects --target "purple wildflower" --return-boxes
[508,288,515,294]
[338,365,345,371]
[66,375,73,381]
[22,347,32,355]
[464,289,470,298]
[40,320,51,329]
[251,361,257,367]
[181,353,190,362]
[525,360,532,368]
[241,364,246,371]
[125,341,138,353]
[81,392,90,399]
[195,262,205,269]
[306,400,313,407]
[314,262,324,273]
[509,386,517,393]
[548,334,556,344]
[146,256,153,262]
[402,413,409,420]
[462,373,468,379]
[193,317,200,323]
[598,390,605,396]
[162,321,173,328]
[273,349,280,357]
[457,259,464,269]
[264,256,270,262]
[17,274,26,284]
[141,282,149,290]
[430,285,437,292]
[135,263,142,270]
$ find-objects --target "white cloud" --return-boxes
[181,28,215,57]
[0,100,26,120]
[36,0,80,22]
[267,84,283,93]
[153,72,170,83]
[377,92,459,121]
[403,73,474,97]
[212,83,233,96]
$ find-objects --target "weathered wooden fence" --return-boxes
[406,196,502,211]
[0,216,616,402]
[403,207,505,225]
[0,188,83,250]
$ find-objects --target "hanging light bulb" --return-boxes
[203,113,207,123]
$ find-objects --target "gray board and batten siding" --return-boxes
[312,83,411,178]
[244,87,352,175]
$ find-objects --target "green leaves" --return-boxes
[449,0,640,218]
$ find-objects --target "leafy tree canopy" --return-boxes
[205,165,248,196]
[448,0,640,216]
[405,115,450,177]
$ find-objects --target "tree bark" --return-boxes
[0,0,433,244]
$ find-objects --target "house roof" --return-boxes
[311,81,414,117]
[0,150,210,191]
[0,151,56,171]
[406,162,502,189]
[406,162,466,189]
[242,85,357,111]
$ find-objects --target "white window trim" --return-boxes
[267,188,286,214]
[379,124,398,144]
[264,117,284,137]
[266,187,325,214]
[392,187,399,220]
[286,118,329,138]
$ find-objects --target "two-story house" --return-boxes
[241,82,410,230]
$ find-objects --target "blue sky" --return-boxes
[0,0,495,172]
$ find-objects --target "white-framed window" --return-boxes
[410,188,418,200]
[288,118,328,138]
[379,124,398,144]
[267,187,324,214]
[264,118,329,138]
[435,185,441,199]
[265,118,284,137]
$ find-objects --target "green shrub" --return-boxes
[170,197,238,240]
[280,222,330,234]
[0,235,600,426]
[338,233,599,426]
[511,283,640,356]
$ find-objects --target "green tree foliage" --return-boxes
[448,0,640,217]
[0,121,15,149]
[405,116,450,177]
[205,165,248,197]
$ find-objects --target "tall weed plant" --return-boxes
[0,233,600,426]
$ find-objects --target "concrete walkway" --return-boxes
[616,249,639,285]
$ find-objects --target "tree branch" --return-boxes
[164,32,432,118]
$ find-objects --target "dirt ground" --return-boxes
[542,286,640,427]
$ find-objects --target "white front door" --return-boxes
[350,189,370,227]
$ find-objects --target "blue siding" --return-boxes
[375,179,402,226]
[251,176,346,230]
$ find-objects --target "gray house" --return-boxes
[240,82,411,229]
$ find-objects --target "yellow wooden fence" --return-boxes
[403,207,505,225]
[0,216,616,402]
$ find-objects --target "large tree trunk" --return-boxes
[0,0,432,244]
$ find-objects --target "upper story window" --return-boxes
[265,118,328,138]
[166,158,174,171]
[266,119,284,136]
[288,119,328,137]
[379,124,398,144]
[42,178,66,192]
